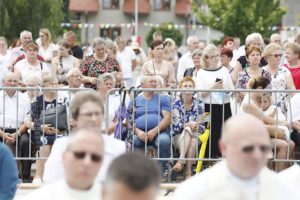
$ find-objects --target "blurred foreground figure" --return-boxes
[102,153,160,200]
[22,128,104,200]
[0,143,18,200]
[174,114,299,200]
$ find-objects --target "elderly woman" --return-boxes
[262,43,295,114]
[52,40,80,85]
[38,28,58,73]
[131,42,147,86]
[283,42,300,89]
[240,77,294,171]
[141,40,176,88]
[172,76,205,178]
[232,33,267,84]
[0,37,10,86]
[97,73,124,134]
[14,41,48,83]
[0,36,11,73]
[237,45,272,102]
[57,68,84,107]
[127,75,171,172]
[80,37,121,90]
[195,44,234,158]
[31,75,65,183]
[183,49,202,79]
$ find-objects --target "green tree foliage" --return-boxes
[193,0,286,43]
[0,0,64,42]
[145,23,183,47]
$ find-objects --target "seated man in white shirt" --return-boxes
[23,127,104,200]
[0,72,31,182]
[43,90,125,183]
[174,114,299,200]
[102,153,161,200]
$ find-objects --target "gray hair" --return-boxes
[200,44,219,67]
[262,43,282,58]
[192,49,203,58]
[66,68,82,79]
[93,37,106,48]
[97,73,115,86]
[20,30,32,39]
[24,75,41,86]
[245,32,263,46]
[186,35,199,45]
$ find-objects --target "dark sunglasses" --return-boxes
[271,54,283,58]
[242,145,271,154]
[70,150,103,163]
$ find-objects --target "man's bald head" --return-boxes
[270,33,281,45]
[63,128,104,190]
[221,114,270,144]
[220,114,271,179]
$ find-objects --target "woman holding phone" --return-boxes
[195,44,234,158]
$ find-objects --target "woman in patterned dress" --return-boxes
[262,43,295,114]
[80,37,120,89]
[172,77,205,178]
[236,46,272,102]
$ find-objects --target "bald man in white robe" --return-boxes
[174,114,299,200]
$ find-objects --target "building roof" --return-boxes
[69,0,99,13]
[123,0,150,15]
[175,0,192,16]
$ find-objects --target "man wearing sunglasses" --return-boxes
[175,114,299,199]
[23,127,104,199]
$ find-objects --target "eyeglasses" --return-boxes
[242,145,271,154]
[69,75,82,79]
[270,54,283,58]
[208,55,220,59]
[69,150,103,163]
[79,111,102,118]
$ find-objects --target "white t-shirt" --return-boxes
[195,67,234,104]
[38,43,58,73]
[43,134,126,183]
[0,50,12,70]
[0,91,30,129]
[22,179,101,200]
[15,59,48,82]
[177,51,194,82]
[116,46,136,79]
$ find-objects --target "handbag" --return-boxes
[40,105,68,131]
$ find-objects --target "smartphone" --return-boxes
[215,78,222,82]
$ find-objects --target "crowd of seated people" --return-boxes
[1,29,300,186]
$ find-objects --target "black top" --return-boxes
[71,45,83,59]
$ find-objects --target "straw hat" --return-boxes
[131,42,141,51]
[164,38,176,49]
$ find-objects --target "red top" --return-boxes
[284,64,300,89]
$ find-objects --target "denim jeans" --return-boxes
[133,131,171,171]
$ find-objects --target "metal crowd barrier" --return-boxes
[106,88,300,173]
[0,86,299,180]
[0,86,88,162]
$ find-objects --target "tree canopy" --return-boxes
[193,0,286,43]
[145,23,183,47]
[0,0,64,42]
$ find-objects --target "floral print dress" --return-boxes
[172,96,205,136]
[263,66,292,114]
[80,55,120,89]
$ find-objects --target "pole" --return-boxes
[134,0,138,36]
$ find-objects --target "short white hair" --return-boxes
[186,36,199,45]
[20,30,32,39]
[140,75,162,85]
[245,33,263,46]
